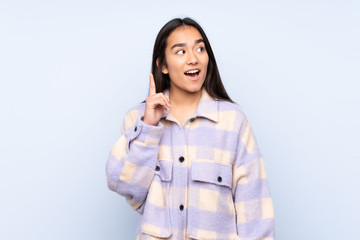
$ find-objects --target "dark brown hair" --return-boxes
[151,17,233,102]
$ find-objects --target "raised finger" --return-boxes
[148,73,156,96]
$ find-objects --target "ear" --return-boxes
[157,58,169,74]
[162,65,169,74]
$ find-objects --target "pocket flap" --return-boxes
[154,160,173,182]
[191,160,232,188]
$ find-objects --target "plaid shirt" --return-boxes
[106,88,275,240]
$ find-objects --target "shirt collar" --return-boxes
[161,88,219,123]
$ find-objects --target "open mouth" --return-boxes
[184,69,200,77]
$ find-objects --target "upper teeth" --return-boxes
[186,70,199,74]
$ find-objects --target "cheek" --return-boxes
[205,54,209,65]
[201,53,209,66]
[167,59,183,75]
[202,56,209,72]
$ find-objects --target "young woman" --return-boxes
[106,17,275,240]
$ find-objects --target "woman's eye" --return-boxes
[176,50,185,54]
[196,47,204,52]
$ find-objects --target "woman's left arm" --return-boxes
[232,116,275,239]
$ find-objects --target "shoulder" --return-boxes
[217,100,248,124]
[217,100,245,114]
[213,99,253,135]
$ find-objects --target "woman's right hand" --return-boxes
[143,73,171,126]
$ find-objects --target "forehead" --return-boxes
[166,26,203,46]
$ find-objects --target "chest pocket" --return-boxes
[154,160,173,182]
[154,144,173,182]
[141,159,173,238]
[191,160,232,188]
[188,160,237,239]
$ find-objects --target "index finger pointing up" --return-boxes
[149,73,156,96]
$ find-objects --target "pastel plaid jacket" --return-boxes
[106,88,275,240]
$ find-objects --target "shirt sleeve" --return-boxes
[232,115,275,239]
[106,109,163,213]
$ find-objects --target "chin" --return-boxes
[186,86,202,93]
[171,80,204,94]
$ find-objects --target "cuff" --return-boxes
[126,116,164,152]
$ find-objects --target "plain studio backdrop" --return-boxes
[0,0,359,239]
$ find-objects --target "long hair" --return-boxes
[151,17,233,102]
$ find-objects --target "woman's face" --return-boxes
[162,25,209,94]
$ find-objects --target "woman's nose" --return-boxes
[187,51,198,65]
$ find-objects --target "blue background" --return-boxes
[1,1,359,239]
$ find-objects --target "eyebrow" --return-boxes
[170,39,205,50]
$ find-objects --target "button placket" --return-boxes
[173,126,188,232]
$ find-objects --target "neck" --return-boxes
[169,87,202,110]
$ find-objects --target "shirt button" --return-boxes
[179,156,184,163]
[155,166,160,171]
[134,126,137,132]
[190,118,195,122]
[179,205,184,211]
[217,176,222,182]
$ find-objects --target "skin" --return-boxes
[143,26,209,126]
[143,73,171,126]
